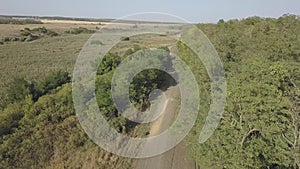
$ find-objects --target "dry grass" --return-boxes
[112,34,176,55]
[0,22,100,38]
[0,34,91,97]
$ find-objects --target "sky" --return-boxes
[0,0,299,23]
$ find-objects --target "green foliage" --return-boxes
[95,71,116,117]
[6,78,35,103]
[0,34,90,102]
[46,30,59,37]
[0,102,26,137]
[184,15,300,169]
[2,37,11,42]
[97,53,121,75]
[0,85,73,168]
[38,71,71,95]
[31,27,48,33]
[95,47,175,133]
[0,83,132,169]
[129,69,174,110]
[65,27,95,34]
[22,35,39,42]
[1,71,70,108]
[20,30,32,36]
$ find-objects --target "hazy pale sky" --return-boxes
[0,0,299,23]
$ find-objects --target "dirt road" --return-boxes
[134,86,198,169]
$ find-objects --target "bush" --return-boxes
[19,27,59,39]
[7,78,35,103]
[0,104,24,137]
[46,31,59,37]
[3,37,10,42]
[11,37,19,41]
[20,36,27,42]
[90,40,103,45]
[97,53,121,75]
[24,35,39,42]
[20,31,32,36]
[120,36,130,41]
[65,27,95,34]
[32,27,48,33]
[39,71,71,95]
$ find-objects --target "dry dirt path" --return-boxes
[134,86,197,169]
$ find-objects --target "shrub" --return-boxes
[0,104,24,137]
[20,36,27,42]
[46,31,59,37]
[32,27,48,33]
[39,71,71,95]
[90,40,103,45]
[97,53,121,75]
[65,27,95,34]
[11,37,19,41]
[7,78,35,103]
[20,27,59,38]
[24,35,39,42]
[120,36,130,41]
[3,37,10,42]
[20,31,32,36]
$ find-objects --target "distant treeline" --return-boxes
[0,15,181,24]
[0,15,114,23]
[0,17,42,24]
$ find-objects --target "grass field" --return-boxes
[0,34,90,97]
[0,22,175,101]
